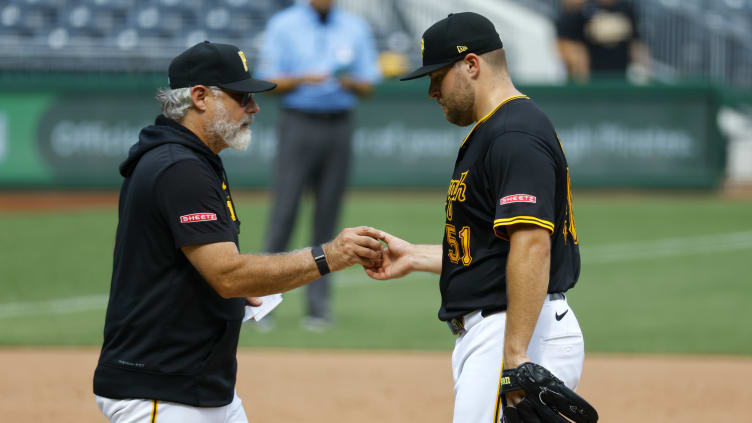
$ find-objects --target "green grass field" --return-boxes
[1,190,751,355]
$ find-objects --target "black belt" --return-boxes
[284,108,351,120]
[447,292,566,336]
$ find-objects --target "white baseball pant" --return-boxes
[451,294,585,423]
[95,390,248,423]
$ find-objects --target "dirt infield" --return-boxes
[1,348,750,423]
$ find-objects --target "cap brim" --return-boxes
[399,61,453,81]
[220,77,277,93]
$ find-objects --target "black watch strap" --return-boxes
[311,245,330,276]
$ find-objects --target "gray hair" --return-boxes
[155,86,223,121]
[156,87,193,121]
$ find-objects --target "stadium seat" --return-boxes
[1,1,57,37]
[203,6,262,42]
[1,0,746,85]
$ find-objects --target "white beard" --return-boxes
[210,101,252,151]
[226,127,252,152]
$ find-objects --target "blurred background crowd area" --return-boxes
[0,0,751,86]
[0,0,751,190]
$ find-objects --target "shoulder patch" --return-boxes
[180,212,218,223]
[500,194,536,206]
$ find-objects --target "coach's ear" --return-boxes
[190,85,212,111]
[462,53,481,79]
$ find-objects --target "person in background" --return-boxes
[556,0,650,82]
[256,0,381,331]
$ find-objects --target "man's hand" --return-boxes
[268,74,329,94]
[322,226,385,272]
[246,297,263,307]
[502,353,532,406]
[182,226,384,298]
[338,75,373,97]
[300,74,329,85]
[364,232,415,280]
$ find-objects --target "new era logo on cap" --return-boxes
[401,12,503,81]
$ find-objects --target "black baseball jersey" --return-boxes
[438,95,580,321]
[94,115,244,407]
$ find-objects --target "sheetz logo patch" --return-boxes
[180,213,217,223]
[500,194,537,205]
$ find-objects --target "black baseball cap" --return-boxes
[168,41,276,93]
[400,12,503,81]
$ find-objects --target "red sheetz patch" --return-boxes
[179,213,217,223]
[500,194,537,205]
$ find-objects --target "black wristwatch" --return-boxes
[311,245,330,276]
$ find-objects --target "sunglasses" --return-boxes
[223,90,253,107]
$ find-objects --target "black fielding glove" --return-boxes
[500,362,598,423]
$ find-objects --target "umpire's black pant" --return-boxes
[265,108,353,321]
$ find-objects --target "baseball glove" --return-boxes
[500,362,598,423]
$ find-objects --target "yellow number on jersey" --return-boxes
[446,224,472,266]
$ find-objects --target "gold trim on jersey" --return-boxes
[226,200,237,222]
[222,181,238,223]
[460,95,530,148]
[150,400,158,423]
[564,167,579,245]
[493,216,555,237]
[493,359,505,423]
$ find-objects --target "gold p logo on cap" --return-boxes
[238,51,249,71]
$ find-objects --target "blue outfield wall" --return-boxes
[0,73,728,189]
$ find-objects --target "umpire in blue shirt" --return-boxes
[256,0,381,330]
